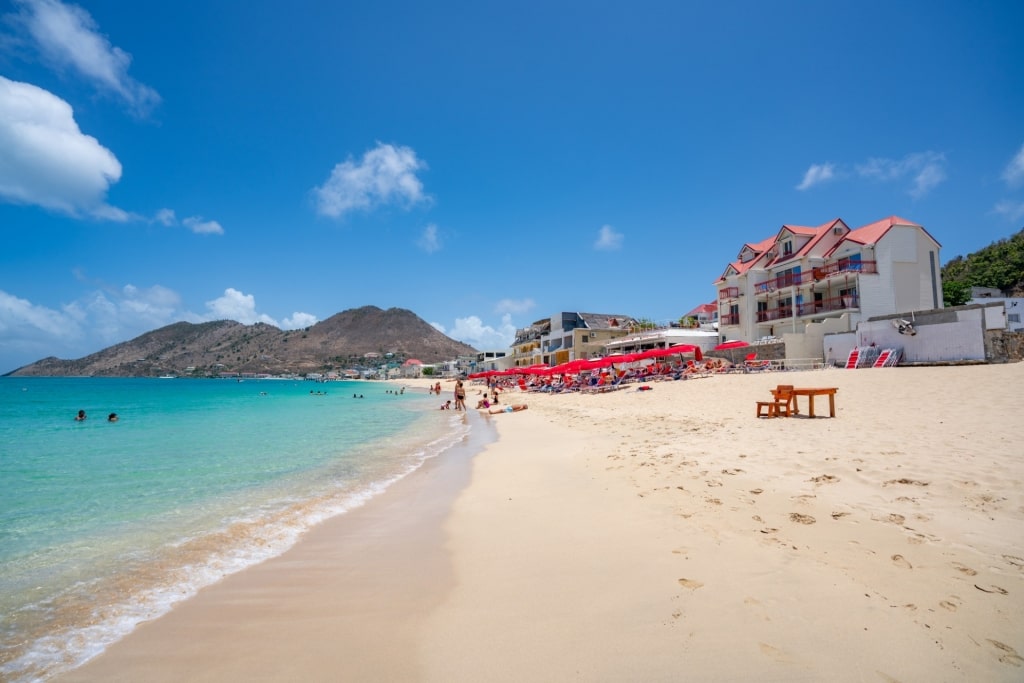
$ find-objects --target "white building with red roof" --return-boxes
[716,216,942,343]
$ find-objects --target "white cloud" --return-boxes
[993,200,1024,223]
[418,223,440,253]
[154,208,176,226]
[447,314,516,350]
[795,162,836,191]
[495,298,534,315]
[204,288,278,326]
[594,224,624,251]
[1003,143,1024,187]
[855,151,947,198]
[281,312,318,329]
[182,215,224,235]
[0,283,188,371]
[0,75,124,217]
[0,282,318,372]
[11,0,160,115]
[312,142,429,218]
[0,289,78,339]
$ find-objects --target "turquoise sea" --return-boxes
[0,377,467,682]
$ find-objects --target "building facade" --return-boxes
[716,216,942,342]
[509,312,636,366]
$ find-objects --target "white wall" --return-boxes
[857,308,987,363]
[785,314,852,363]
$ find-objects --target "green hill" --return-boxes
[941,227,1024,306]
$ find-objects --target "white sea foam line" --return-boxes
[1,412,472,683]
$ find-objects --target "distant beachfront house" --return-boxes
[682,301,718,328]
[970,287,1024,332]
[509,312,637,367]
[715,215,942,346]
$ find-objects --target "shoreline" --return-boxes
[59,367,1024,681]
[58,396,493,682]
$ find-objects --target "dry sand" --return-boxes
[60,364,1024,682]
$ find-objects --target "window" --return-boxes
[782,240,793,256]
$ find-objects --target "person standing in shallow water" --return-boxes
[74,410,86,421]
[454,380,466,411]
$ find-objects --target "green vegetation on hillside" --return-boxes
[941,228,1024,306]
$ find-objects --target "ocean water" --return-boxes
[0,377,467,682]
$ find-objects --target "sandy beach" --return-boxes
[59,364,1024,682]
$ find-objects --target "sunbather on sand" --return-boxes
[487,404,528,414]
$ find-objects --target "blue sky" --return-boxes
[1,0,1023,373]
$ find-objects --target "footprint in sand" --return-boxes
[975,584,1009,595]
[939,598,960,612]
[887,513,906,525]
[722,468,744,475]
[831,511,851,520]
[953,562,978,576]
[884,478,929,487]
[810,474,839,484]
[789,513,816,525]
[758,642,795,663]
[678,578,704,590]
[988,640,1024,667]
[750,488,764,495]
[1003,555,1024,570]
[891,554,913,569]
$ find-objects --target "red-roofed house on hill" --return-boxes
[716,216,942,344]
[683,302,718,328]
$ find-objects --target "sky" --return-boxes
[1,0,1023,373]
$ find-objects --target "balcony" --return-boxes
[720,313,740,326]
[754,259,877,293]
[796,293,859,316]
[756,306,793,323]
[812,258,877,280]
[755,294,860,322]
[718,286,739,301]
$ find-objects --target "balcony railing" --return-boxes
[754,259,877,293]
[720,313,740,326]
[796,293,860,316]
[755,294,860,322]
[718,286,739,301]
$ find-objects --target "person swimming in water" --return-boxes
[74,410,86,421]
[108,413,118,422]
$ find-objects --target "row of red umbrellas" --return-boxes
[468,345,704,379]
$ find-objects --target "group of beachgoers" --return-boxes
[436,378,527,414]
[468,358,736,397]
[74,410,118,422]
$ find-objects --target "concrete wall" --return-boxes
[858,308,985,363]
[787,314,852,364]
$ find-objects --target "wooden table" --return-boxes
[791,387,838,417]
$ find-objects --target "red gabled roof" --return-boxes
[718,214,936,283]
[716,235,776,283]
[832,215,940,252]
[685,302,717,318]
[769,219,849,266]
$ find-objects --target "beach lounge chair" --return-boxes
[744,353,772,371]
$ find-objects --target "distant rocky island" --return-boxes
[6,306,478,378]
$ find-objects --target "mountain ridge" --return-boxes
[6,306,478,377]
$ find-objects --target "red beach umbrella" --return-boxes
[713,340,749,351]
